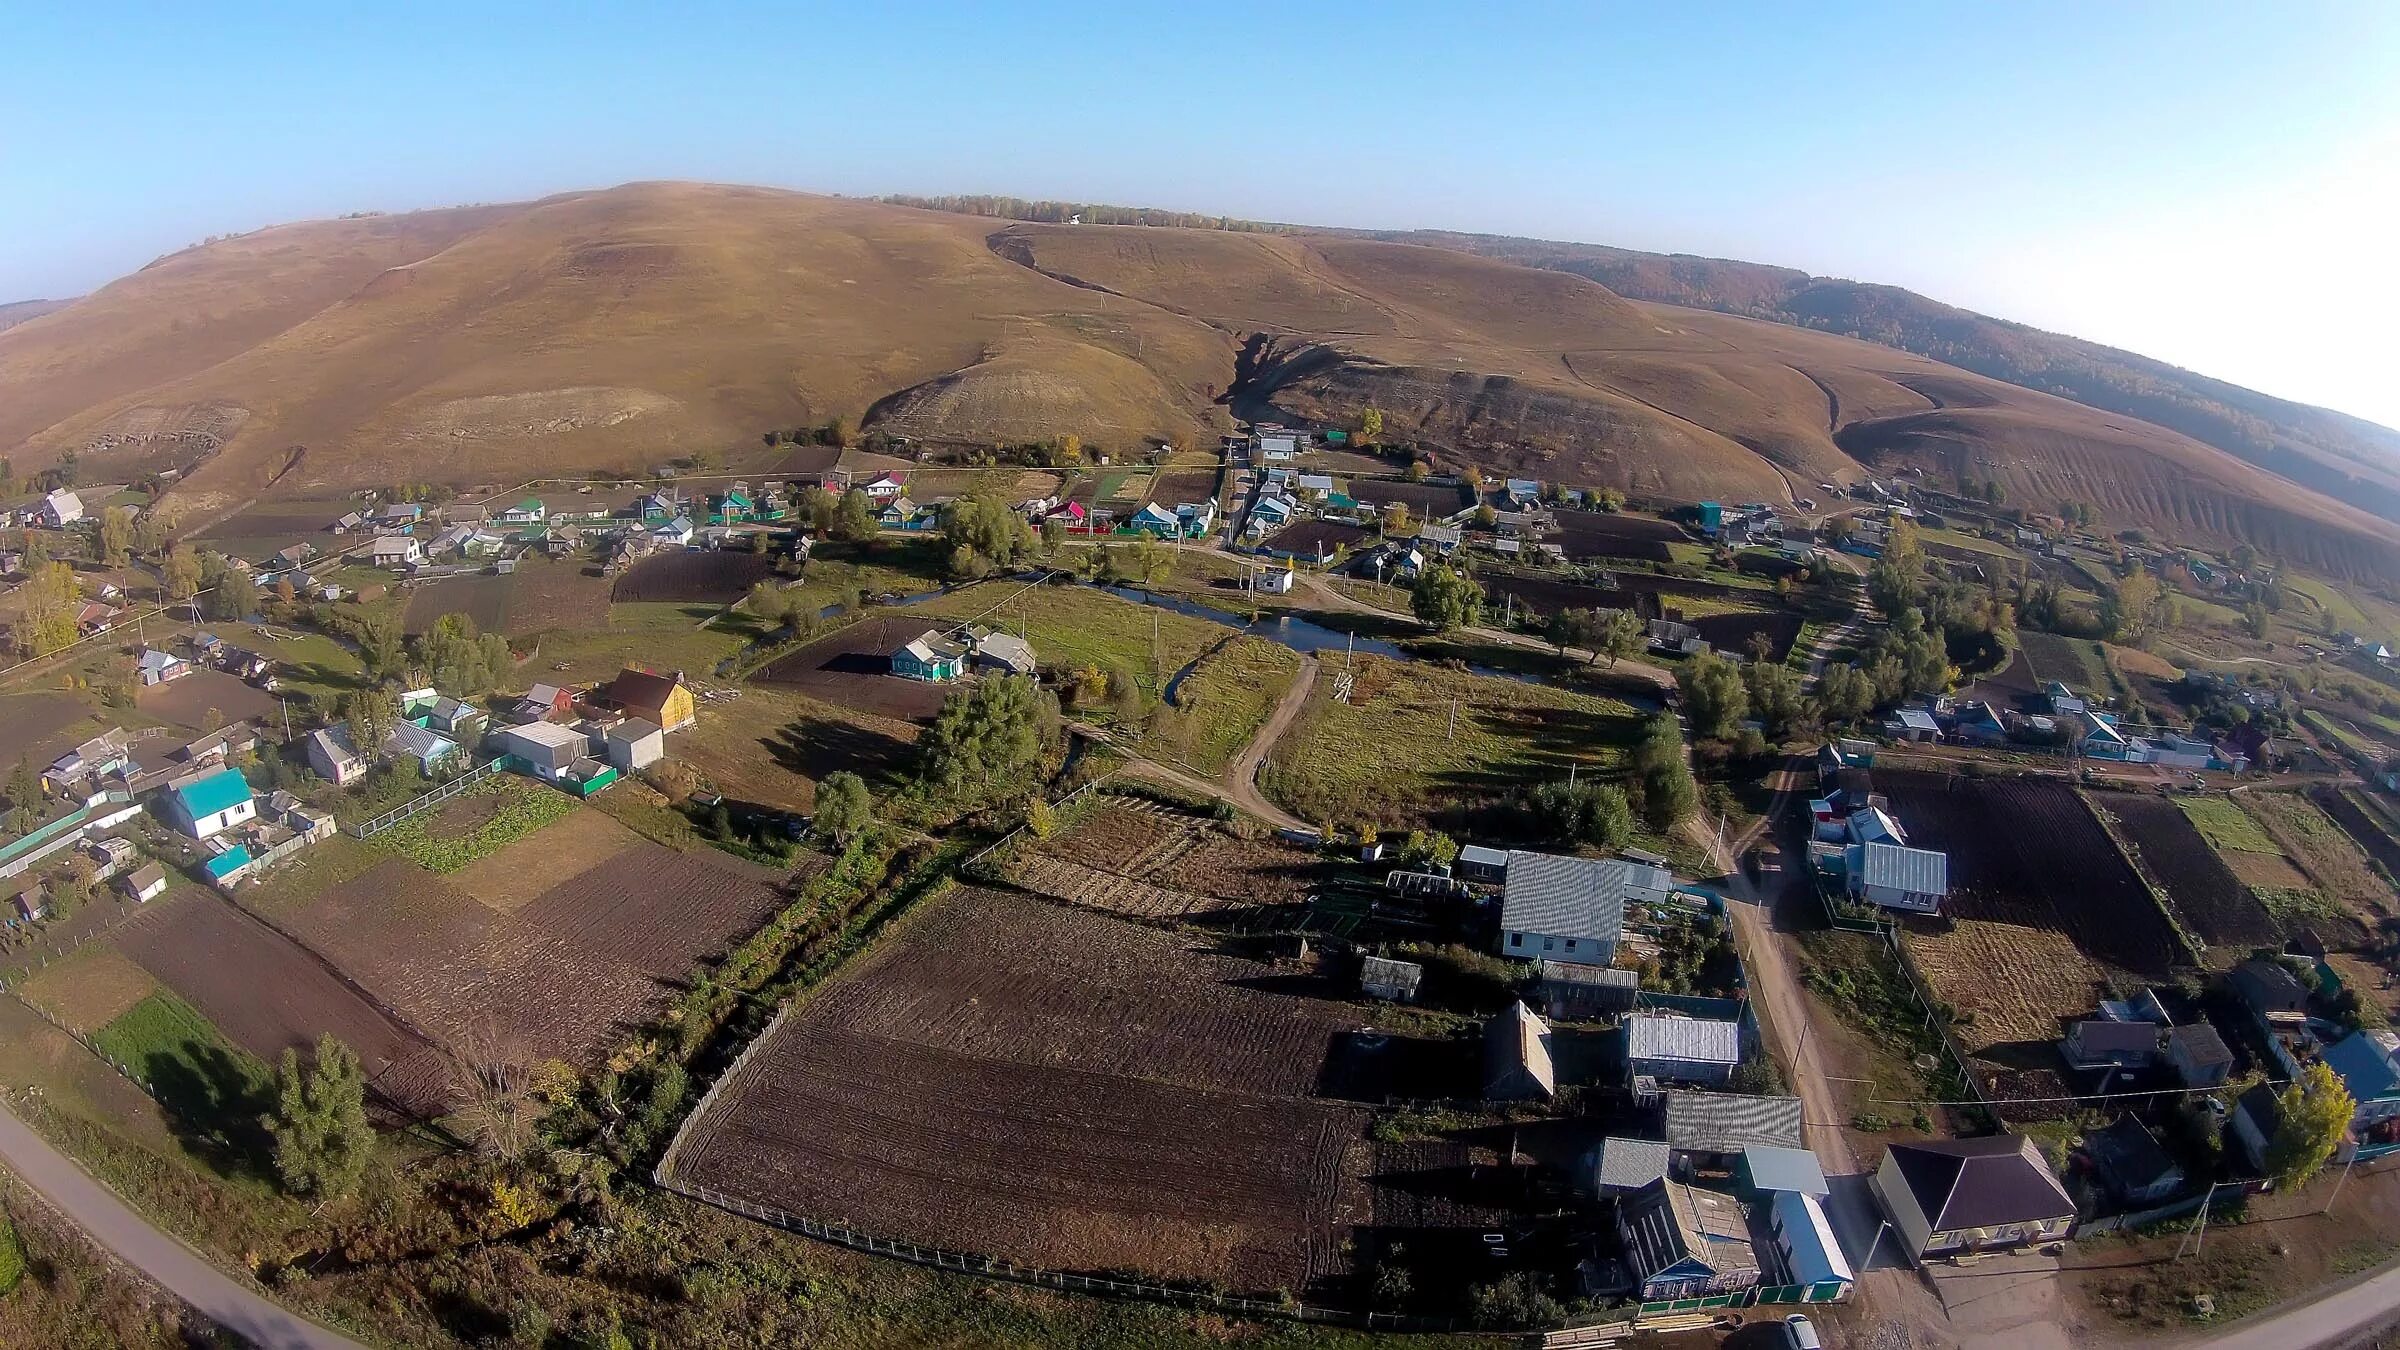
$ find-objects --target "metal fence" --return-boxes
[351,758,506,838]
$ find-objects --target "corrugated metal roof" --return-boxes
[1664,1092,1804,1152]
[1627,1014,1741,1065]
[1593,1136,1671,1190]
[1458,844,1509,867]
[1860,842,1948,896]
[1501,851,1627,945]
[1771,1191,1853,1286]
[1538,961,1639,989]
[171,769,252,820]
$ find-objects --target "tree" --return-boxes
[1468,1271,1564,1331]
[1814,662,1876,724]
[1679,651,1748,741]
[1525,780,1632,850]
[942,489,1035,575]
[916,674,1057,796]
[746,578,795,627]
[1381,501,1413,536]
[357,608,408,683]
[1398,829,1459,872]
[2102,567,2166,645]
[265,1034,375,1199]
[1357,406,1385,446]
[1543,608,1593,658]
[207,565,258,622]
[416,613,510,694]
[830,488,879,543]
[162,543,203,601]
[7,758,42,833]
[95,506,133,567]
[1128,535,1169,589]
[821,414,857,449]
[1594,608,1645,668]
[1410,565,1483,632]
[1743,657,1808,739]
[1596,487,1626,512]
[1402,459,1429,483]
[14,561,80,658]
[812,771,872,845]
[341,688,397,753]
[1039,515,1068,552]
[1630,713,1696,831]
[2267,1059,2356,1191]
[1471,504,1499,530]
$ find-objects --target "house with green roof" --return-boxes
[494,497,548,526]
[156,767,257,840]
[202,845,254,887]
[712,489,755,524]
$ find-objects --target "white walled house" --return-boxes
[1495,851,1671,966]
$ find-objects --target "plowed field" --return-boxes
[665,886,1368,1295]
[610,550,778,603]
[270,844,807,1066]
[2104,793,2276,946]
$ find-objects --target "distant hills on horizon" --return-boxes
[7,181,2400,582]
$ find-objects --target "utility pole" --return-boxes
[281,698,292,742]
[1447,696,1458,742]
[2176,1180,2228,1260]
[2325,1151,2361,1215]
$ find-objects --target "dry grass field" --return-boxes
[6,183,2391,578]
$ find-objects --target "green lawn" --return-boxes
[2178,796,2282,853]
[903,582,1230,703]
[1139,635,1303,775]
[1922,526,2025,560]
[529,602,751,682]
[1260,654,1644,830]
[368,775,578,872]
[92,993,273,1161]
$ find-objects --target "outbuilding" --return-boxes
[1625,1014,1743,1086]
[604,718,666,771]
[1482,1000,1556,1102]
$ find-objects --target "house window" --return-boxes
[1565,939,1577,951]
[1543,937,1555,952]
[1509,933,1523,949]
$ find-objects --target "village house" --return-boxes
[135,647,190,686]
[381,721,462,775]
[1625,1013,1743,1086]
[1846,841,1950,914]
[10,878,47,923]
[1245,560,1296,594]
[510,682,576,724]
[76,600,122,636]
[1663,1092,1806,1162]
[116,862,169,904]
[1588,1136,1672,1196]
[1615,1179,1760,1301]
[1359,955,1423,1003]
[372,502,425,527]
[2063,1019,2163,1071]
[971,633,1038,678]
[859,473,909,505]
[2321,1032,2400,1155]
[1495,850,1671,966]
[330,510,366,534]
[1481,1000,1556,1102]
[44,730,133,797]
[1535,960,1639,1021]
[367,535,423,567]
[154,768,258,841]
[303,728,365,787]
[2166,1023,2235,1087]
[1870,1135,2076,1265]
[1128,502,1180,535]
[40,488,83,528]
[2084,1115,2186,1206]
[492,720,594,784]
[494,498,547,526]
[892,631,968,682]
[592,666,697,733]
[1764,1188,1855,1303]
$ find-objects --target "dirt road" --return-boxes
[0,1098,367,1349]
[1226,653,1318,826]
[1291,571,1676,689]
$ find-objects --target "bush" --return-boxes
[0,1208,21,1295]
[1468,1271,1565,1330]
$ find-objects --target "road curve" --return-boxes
[0,1099,368,1350]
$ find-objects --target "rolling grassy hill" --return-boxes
[1364,228,2400,528]
[5,181,2399,581]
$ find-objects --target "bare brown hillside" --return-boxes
[5,182,2398,579]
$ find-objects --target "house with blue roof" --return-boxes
[156,768,257,840]
[2322,1032,2400,1157]
[202,846,254,887]
[1765,1189,1854,1302]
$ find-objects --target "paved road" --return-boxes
[0,1099,367,1350]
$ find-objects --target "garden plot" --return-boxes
[1547,512,1679,563]
[135,671,280,732]
[2102,794,2277,947]
[2241,790,2394,932]
[114,892,451,1116]
[754,616,956,722]
[402,560,613,636]
[663,885,1369,1296]
[1001,798,1325,922]
[1881,771,2183,1108]
[270,844,807,1068]
[369,777,578,873]
[610,550,779,604]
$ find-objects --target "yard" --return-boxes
[2018,629,2113,693]
[675,683,920,807]
[996,795,1326,923]
[1880,771,2185,1112]
[753,615,962,722]
[902,581,1232,705]
[2241,789,2394,931]
[134,670,281,733]
[662,885,1371,1298]
[367,775,580,873]
[1260,654,1645,831]
[401,559,613,637]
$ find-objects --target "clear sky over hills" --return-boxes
[4,1,2396,427]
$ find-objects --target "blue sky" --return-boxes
[5,2,2397,426]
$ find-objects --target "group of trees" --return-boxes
[416,613,514,696]
[1411,564,1484,631]
[916,674,1059,797]
[12,561,82,658]
[941,489,1036,580]
[1541,606,1645,667]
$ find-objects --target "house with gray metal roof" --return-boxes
[1664,1091,1804,1158]
[1626,1014,1743,1086]
[1497,850,1670,966]
[1848,841,1950,914]
[1588,1136,1672,1194]
[1536,960,1638,1020]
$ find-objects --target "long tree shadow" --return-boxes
[143,1042,276,1181]
[766,719,913,790]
